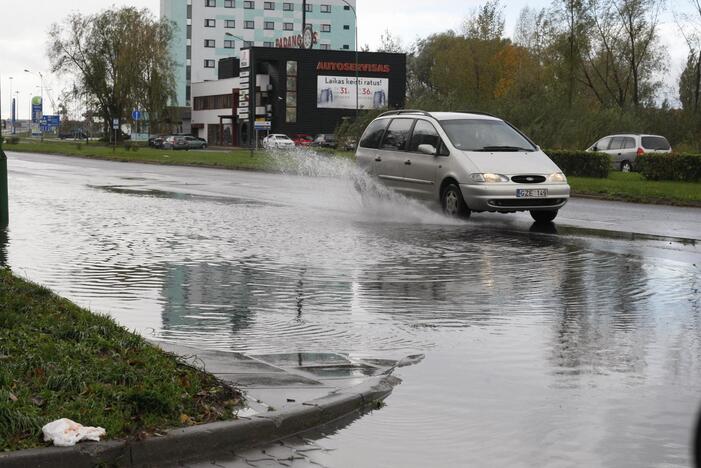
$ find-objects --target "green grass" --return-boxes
[0,269,241,452]
[3,139,354,172]
[569,171,701,206]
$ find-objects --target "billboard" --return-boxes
[316,76,388,110]
[31,96,43,123]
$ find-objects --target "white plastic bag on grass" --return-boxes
[42,418,106,447]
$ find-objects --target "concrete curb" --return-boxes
[0,375,401,468]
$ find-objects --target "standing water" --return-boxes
[4,150,701,467]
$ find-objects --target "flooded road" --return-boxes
[4,152,701,467]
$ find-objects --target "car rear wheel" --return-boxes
[621,161,632,172]
[441,184,470,218]
[530,210,558,223]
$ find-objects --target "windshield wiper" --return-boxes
[475,146,533,152]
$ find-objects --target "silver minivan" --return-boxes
[586,134,671,172]
[355,110,570,223]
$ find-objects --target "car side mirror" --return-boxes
[418,144,437,156]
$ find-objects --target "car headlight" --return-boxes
[549,172,567,183]
[471,173,509,183]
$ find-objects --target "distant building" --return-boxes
[160,0,357,111]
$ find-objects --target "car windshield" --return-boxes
[440,119,536,152]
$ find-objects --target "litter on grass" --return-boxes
[42,418,106,447]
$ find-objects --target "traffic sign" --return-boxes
[112,118,119,128]
[132,110,141,121]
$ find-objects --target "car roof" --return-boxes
[376,110,500,122]
[600,134,667,138]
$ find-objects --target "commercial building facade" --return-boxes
[190,47,406,146]
[161,0,357,109]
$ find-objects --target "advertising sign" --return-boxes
[40,115,60,132]
[240,49,250,69]
[31,96,43,123]
[316,76,389,110]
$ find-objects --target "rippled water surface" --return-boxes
[5,152,701,467]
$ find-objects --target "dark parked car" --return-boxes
[59,130,88,140]
[148,135,166,148]
[162,135,189,150]
[311,134,337,148]
[183,135,207,150]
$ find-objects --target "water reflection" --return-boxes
[7,153,701,467]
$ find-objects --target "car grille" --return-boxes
[489,198,565,207]
[511,175,546,184]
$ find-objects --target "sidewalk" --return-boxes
[0,343,408,468]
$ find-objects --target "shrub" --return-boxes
[544,149,610,178]
[637,153,701,182]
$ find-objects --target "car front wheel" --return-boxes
[530,210,558,223]
[621,161,632,172]
[441,184,470,218]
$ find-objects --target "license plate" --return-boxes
[516,189,548,198]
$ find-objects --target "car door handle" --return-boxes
[404,160,412,165]
[617,153,621,156]
[374,157,382,162]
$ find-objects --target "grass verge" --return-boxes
[568,172,701,207]
[0,268,241,452]
[4,139,354,171]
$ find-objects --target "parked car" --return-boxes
[586,134,671,172]
[311,134,337,148]
[183,135,207,150]
[262,134,295,149]
[355,110,570,223]
[148,135,166,148]
[59,130,88,140]
[290,133,314,146]
[162,135,189,150]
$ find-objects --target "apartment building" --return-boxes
[161,0,357,109]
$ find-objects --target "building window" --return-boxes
[264,41,274,47]
[187,25,192,38]
[344,4,350,9]
[283,22,293,31]
[343,25,350,30]
[225,19,235,28]
[204,59,215,68]
[205,19,216,27]
[204,39,215,47]
[320,4,331,12]
[187,5,192,18]
[321,24,331,32]
[264,1,275,9]
[320,43,330,50]
[305,3,312,12]
[224,0,234,6]
[205,0,216,6]
[342,44,349,49]
[224,39,235,48]
[283,2,293,11]
[264,21,274,30]
[244,20,254,29]
[244,0,254,8]
[244,40,253,47]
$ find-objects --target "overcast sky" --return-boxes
[0,0,693,119]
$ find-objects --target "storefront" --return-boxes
[191,47,406,146]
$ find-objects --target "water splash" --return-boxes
[264,147,460,225]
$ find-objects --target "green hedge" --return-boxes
[637,153,701,182]
[544,149,610,178]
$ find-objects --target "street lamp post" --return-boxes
[340,1,358,119]
[24,69,43,142]
[8,77,12,135]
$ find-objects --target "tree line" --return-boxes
[379,0,701,151]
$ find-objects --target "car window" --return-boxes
[380,119,415,151]
[594,137,611,150]
[360,119,389,149]
[408,120,441,153]
[623,137,636,149]
[608,137,624,150]
[440,119,535,152]
[641,136,671,150]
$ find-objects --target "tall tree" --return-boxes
[48,7,175,139]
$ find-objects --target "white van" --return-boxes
[355,110,570,223]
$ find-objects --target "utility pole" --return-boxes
[0,75,9,227]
